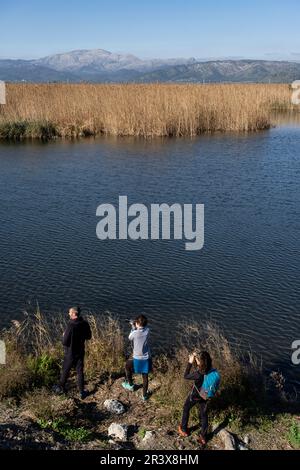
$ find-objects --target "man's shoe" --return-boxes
[142,393,149,401]
[122,381,135,391]
[80,390,88,400]
[178,425,190,438]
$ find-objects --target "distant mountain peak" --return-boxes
[34,48,196,73]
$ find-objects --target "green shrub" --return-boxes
[138,427,147,439]
[37,417,92,442]
[0,120,58,140]
[27,353,60,387]
[288,420,300,449]
[0,121,27,139]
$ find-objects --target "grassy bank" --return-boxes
[0,83,292,140]
[0,308,124,399]
[0,309,299,450]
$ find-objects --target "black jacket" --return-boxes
[62,317,92,358]
[184,363,204,401]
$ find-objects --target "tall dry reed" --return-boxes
[0,83,291,139]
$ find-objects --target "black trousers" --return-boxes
[59,355,84,393]
[181,395,208,437]
[125,359,148,396]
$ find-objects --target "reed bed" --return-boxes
[0,83,291,139]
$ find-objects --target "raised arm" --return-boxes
[128,326,137,341]
[184,362,202,380]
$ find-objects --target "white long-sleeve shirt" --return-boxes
[129,327,150,360]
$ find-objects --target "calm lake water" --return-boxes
[0,117,300,386]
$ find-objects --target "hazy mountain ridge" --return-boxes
[0,59,78,82]
[138,60,300,83]
[1,49,300,83]
[34,49,197,73]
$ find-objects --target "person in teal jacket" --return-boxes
[178,351,220,446]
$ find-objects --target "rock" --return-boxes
[218,429,236,450]
[244,435,250,445]
[211,423,236,450]
[142,431,155,442]
[108,423,128,442]
[104,399,126,415]
[108,439,123,450]
[149,380,161,392]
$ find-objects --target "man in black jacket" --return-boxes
[54,307,91,399]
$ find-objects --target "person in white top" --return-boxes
[122,315,152,400]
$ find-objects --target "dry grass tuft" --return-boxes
[85,314,125,380]
[21,388,76,421]
[0,341,32,399]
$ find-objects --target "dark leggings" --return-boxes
[59,355,84,393]
[125,359,148,396]
[181,395,208,437]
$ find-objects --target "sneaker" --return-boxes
[198,434,207,446]
[178,425,190,438]
[122,381,135,392]
[142,393,149,401]
[80,390,89,400]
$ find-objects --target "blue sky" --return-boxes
[1,0,299,60]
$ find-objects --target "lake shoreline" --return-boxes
[0,311,299,450]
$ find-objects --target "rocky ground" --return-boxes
[0,376,296,451]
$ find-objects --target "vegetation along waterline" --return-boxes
[0,309,300,450]
[0,83,294,140]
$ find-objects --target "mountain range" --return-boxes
[1,49,300,83]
